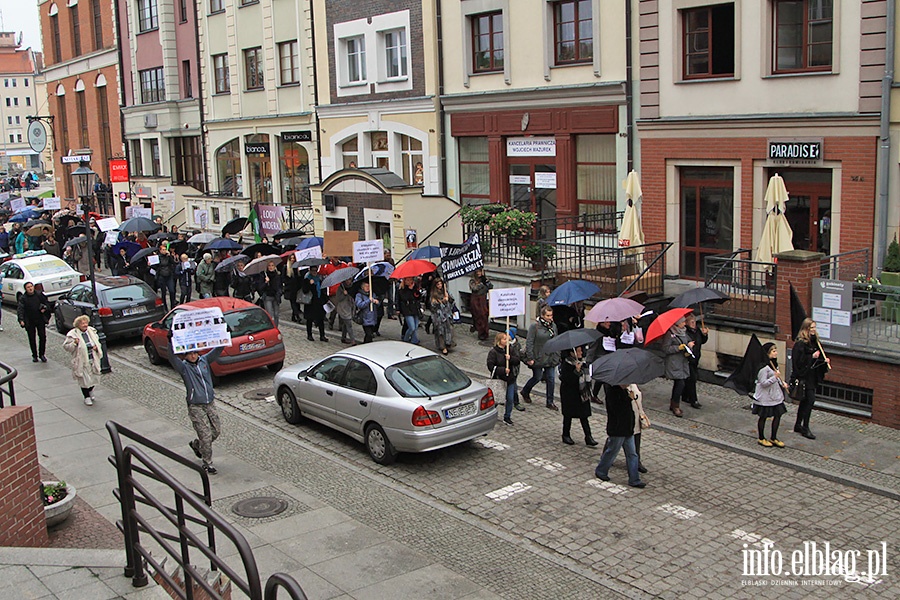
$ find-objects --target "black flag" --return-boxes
[723,334,765,397]
[789,282,808,341]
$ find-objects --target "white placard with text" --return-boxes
[489,287,528,318]
[171,307,231,354]
[97,217,119,232]
[353,239,384,264]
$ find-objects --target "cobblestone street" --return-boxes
[62,308,899,600]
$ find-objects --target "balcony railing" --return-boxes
[703,249,777,327]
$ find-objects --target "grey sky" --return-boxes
[1,1,43,52]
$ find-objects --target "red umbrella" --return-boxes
[643,308,694,346]
[389,259,437,280]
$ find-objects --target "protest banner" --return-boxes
[352,239,384,264]
[489,287,527,318]
[439,234,483,281]
[42,197,61,210]
[97,217,119,232]
[171,307,231,354]
[294,245,322,262]
[323,231,358,257]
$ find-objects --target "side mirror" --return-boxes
[297,370,307,380]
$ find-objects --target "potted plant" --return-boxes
[460,204,503,228]
[42,480,77,528]
[522,242,556,270]
[881,237,900,287]
[488,209,537,240]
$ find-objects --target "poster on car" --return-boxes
[171,307,231,354]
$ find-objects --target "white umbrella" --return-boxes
[242,254,279,276]
[618,170,645,249]
[755,174,794,264]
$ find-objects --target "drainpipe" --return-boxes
[624,0,634,172]
[192,0,210,194]
[310,0,323,184]
[437,0,448,195]
[112,0,132,205]
[876,0,896,273]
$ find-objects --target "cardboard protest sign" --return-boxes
[489,287,527,318]
[439,234,484,281]
[353,239,384,263]
[171,307,231,354]
[323,231,358,258]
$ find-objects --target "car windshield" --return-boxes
[25,258,71,277]
[224,308,273,337]
[101,284,156,303]
[385,356,470,398]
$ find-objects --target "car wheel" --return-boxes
[278,386,302,424]
[144,339,163,365]
[365,423,397,465]
[267,361,284,373]
[55,309,66,333]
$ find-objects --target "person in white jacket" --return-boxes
[62,315,103,405]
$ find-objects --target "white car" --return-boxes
[0,251,83,305]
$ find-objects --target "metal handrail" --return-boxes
[0,360,16,408]
[107,421,307,599]
[621,241,673,296]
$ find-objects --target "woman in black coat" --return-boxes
[559,347,597,446]
[791,318,830,439]
[303,270,328,342]
[283,254,302,323]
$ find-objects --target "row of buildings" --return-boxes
[0,32,52,175]
[32,1,899,274]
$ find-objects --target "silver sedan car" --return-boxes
[274,341,497,464]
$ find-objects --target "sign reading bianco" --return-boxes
[768,141,822,162]
[245,143,270,155]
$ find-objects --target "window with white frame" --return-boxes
[138,0,158,33]
[342,137,359,168]
[243,47,264,90]
[213,53,230,93]
[383,29,407,79]
[278,40,299,85]
[210,0,223,12]
[345,36,366,84]
[400,135,423,185]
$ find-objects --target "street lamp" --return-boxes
[72,161,111,373]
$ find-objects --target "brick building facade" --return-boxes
[39,0,123,201]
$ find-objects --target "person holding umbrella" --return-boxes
[398,277,421,345]
[521,305,560,411]
[559,346,597,446]
[175,253,196,305]
[334,280,356,344]
[196,253,215,298]
[753,343,789,447]
[302,268,328,342]
[683,313,708,409]
[258,260,283,328]
[355,281,380,343]
[283,253,303,323]
[663,316,693,417]
[156,243,177,310]
[486,331,521,426]
[231,261,254,303]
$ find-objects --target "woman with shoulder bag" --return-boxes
[559,346,597,446]
[791,319,830,439]
[63,315,103,405]
[429,278,455,355]
[487,332,520,426]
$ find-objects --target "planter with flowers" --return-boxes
[488,209,537,242]
[43,481,77,528]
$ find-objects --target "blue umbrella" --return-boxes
[9,208,41,223]
[205,237,243,251]
[410,245,442,260]
[353,261,395,282]
[296,236,324,250]
[113,240,141,259]
[547,280,601,306]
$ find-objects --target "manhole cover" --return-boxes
[231,496,289,519]
[243,388,274,400]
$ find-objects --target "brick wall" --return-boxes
[641,135,878,260]
[333,191,392,240]
[0,406,49,548]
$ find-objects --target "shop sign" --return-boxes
[282,131,312,143]
[109,159,129,183]
[768,140,822,164]
[27,120,47,154]
[245,143,270,155]
[506,137,556,157]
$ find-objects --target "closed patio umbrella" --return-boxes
[618,170,645,249]
[755,173,794,264]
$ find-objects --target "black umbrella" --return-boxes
[541,328,602,355]
[67,224,87,237]
[204,237,243,251]
[56,214,80,229]
[668,287,729,309]
[216,254,249,272]
[243,243,279,257]
[278,236,305,248]
[222,217,248,236]
[723,334,765,397]
[168,240,188,256]
[273,229,305,241]
[63,235,87,249]
[130,247,157,263]
[295,257,328,268]
[148,231,177,242]
[590,348,665,386]
[120,217,160,233]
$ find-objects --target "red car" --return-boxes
[142,297,285,380]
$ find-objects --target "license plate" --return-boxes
[444,402,476,420]
[240,340,266,352]
[123,306,147,316]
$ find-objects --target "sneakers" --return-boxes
[628,481,647,489]
[203,464,217,475]
[189,439,202,459]
[514,403,526,412]
[503,416,513,426]
[770,439,785,448]
[84,396,93,406]
[758,438,773,447]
